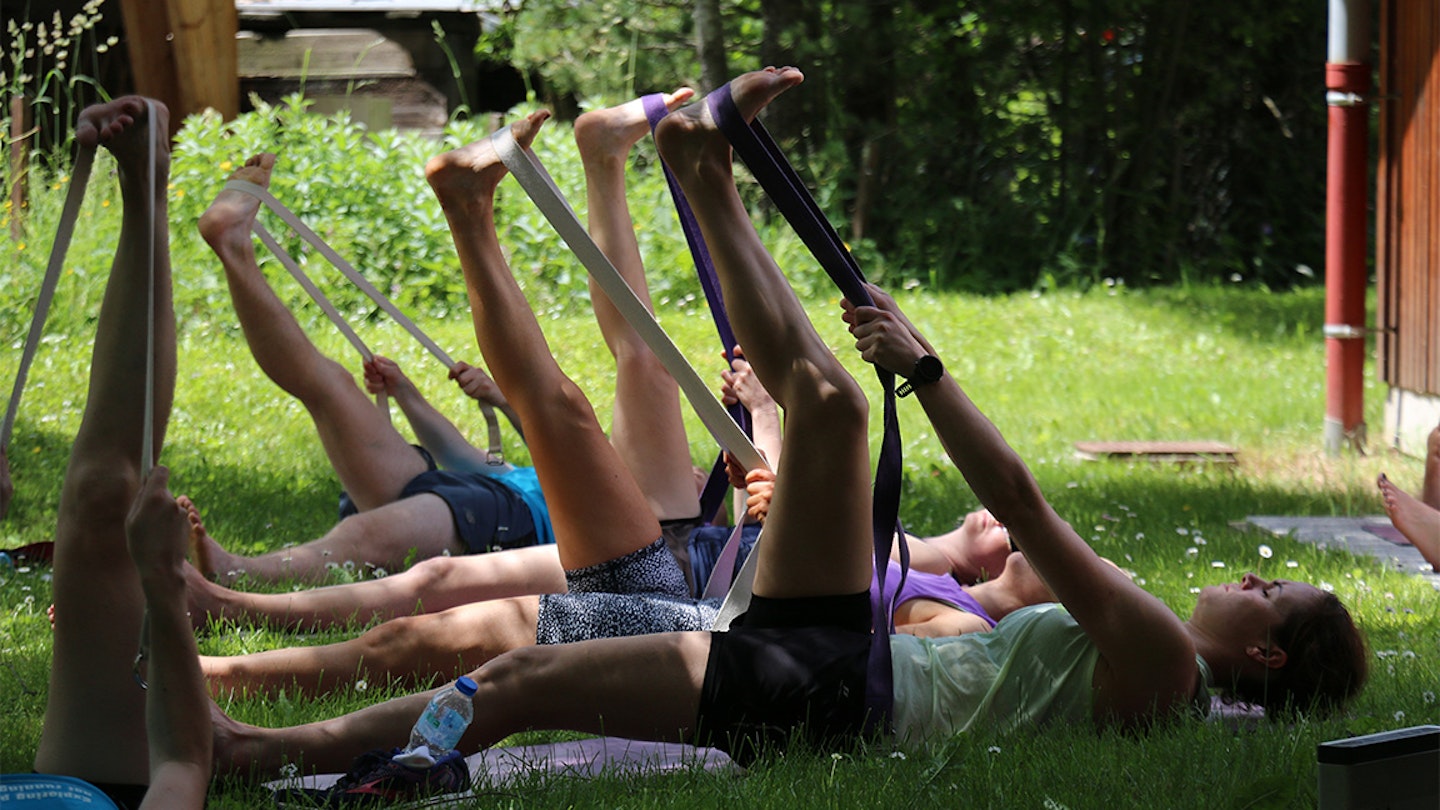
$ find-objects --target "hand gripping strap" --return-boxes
[222,179,506,464]
[708,83,906,734]
[488,126,767,476]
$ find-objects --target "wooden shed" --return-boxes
[1377,1,1440,457]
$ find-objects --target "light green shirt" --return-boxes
[890,603,1100,748]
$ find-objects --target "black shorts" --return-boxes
[696,591,873,764]
[397,469,538,553]
[335,446,538,554]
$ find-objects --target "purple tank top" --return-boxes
[874,558,995,629]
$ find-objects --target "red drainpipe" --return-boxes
[1323,0,1371,454]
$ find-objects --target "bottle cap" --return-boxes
[455,675,478,696]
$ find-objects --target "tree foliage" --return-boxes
[503,0,1332,290]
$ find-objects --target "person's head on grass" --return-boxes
[1188,574,1367,717]
[922,508,1014,584]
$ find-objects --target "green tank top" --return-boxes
[889,603,1101,747]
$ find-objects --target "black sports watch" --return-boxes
[896,354,944,397]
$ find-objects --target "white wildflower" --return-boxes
[1258,544,1273,559]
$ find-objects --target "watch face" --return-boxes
[915,355,943,382]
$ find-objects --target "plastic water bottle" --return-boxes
[405,676,478,754]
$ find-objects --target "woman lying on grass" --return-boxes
[190,92,1022,698]
[210,68,1368,779]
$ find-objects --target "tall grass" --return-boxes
[1,112,1436,808]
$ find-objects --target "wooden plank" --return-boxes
[1072,440,1237,463]
[238,30,416,79]
[167,0,239,120]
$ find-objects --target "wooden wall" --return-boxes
[118,0,238,135]
[1377,0,1440,397]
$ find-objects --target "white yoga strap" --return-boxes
[489,125,765,624]
[5,101,163,479]
[1,147,95,455]
[223,178,506,463]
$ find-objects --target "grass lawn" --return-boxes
[1,149,1437,807]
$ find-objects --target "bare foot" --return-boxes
[210,699,265,776]
[655,67,804,180]
[1421,424,1440,509]
[182,561,225,629]
[177,494,230,582]
[125,467,191,594]
[75,96,170,191]
[575,88,695,166]
[1378,473,1440,571]
[425,110,550,211]
[198,153,277,258]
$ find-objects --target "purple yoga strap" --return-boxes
[641,94,749,530]
[702,82,907,735]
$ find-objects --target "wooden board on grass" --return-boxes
[1074,440,1237,463]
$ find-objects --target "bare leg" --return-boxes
[192,492,463,584]
[35,96,174,785]
[198,155,427,511]
[202,596,541,696]
[1421,425,1440,509]
[213,631,711,777]
[575,89,700,523]
[656,68,874,599]
[186,544,565,631]
[1379,474,1440,571]
[425,113,661,570]
[127,468,211,808]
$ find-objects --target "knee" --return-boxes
[405,556,460,589]
[60,458,140,526]
[475,643,544,696]
[526,378,598,429]
[792,366,868,433]
[357,615,426,664]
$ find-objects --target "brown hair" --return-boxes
[1231,591,1368,717]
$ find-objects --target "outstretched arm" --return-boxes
[450,361,526,443]
[720,347,781,524]
[127,467,211,809]
[720,348,782,469]
[364,355,504,473]
[843,284,1198,722]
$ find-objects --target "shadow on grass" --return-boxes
[3,425,341,553]
[1141,285,1361,348]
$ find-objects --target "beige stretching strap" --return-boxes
[223,178,506,464]
[489,125,765,623]
[2,149,94,456]
[489,127,765,474]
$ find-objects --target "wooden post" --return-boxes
[166,0,239,122]
[8,95,28,240]
[118,0,238,136]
